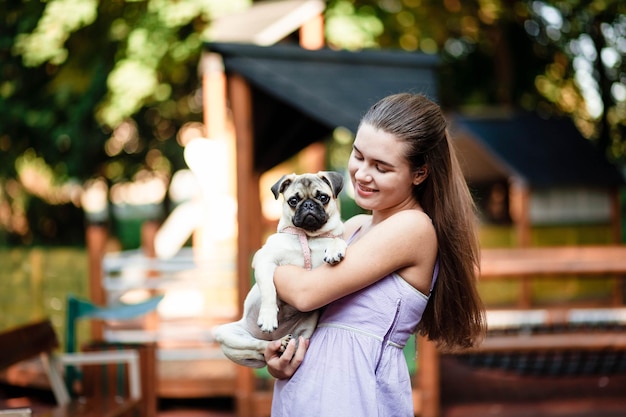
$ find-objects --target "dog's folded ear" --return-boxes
[318,171,344,198]
[271,173,296,199]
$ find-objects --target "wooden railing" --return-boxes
[414,245,626,417]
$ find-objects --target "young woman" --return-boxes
[264,93,486,416]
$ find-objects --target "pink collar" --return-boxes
[280,226,339,270]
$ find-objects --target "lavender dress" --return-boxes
[271,230,439,417]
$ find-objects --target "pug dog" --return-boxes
[214,171,347,368]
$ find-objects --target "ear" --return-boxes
[271,173,296,199]
[318,171,344,198]
[413,166,429,186]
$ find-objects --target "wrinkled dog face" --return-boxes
[271,172,344,233]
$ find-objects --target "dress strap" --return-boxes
[429,259,440,294]
[346,226,362,244]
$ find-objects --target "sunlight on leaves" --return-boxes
[13,0,98,67]
[326,1,384,50]
[100,60,159,127]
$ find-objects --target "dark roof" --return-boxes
[451,112,624,187]
[204,42,439,172]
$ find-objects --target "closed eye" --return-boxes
[375,164,388,173]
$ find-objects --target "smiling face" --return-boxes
[348,123,424,216]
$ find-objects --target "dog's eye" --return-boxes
[317,194,330,204]
[288,196,299,207]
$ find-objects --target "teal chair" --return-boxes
[65,293,164,394]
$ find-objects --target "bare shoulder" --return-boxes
[375,210,438,293]
[357,209,437,257]
[380,210,436,238]
[342,214,371,239]
[375,210,437,262]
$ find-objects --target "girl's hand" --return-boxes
[264,336,309,379]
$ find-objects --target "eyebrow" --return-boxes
[353,144,396,168]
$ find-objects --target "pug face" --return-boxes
[271,171,344,233]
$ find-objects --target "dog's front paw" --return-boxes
[278,334,293,355]
[257,306,279,333]
[324,239,347,265]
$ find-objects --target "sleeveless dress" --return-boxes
[271,229,439,417]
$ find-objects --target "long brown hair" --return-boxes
[360,93,485,350]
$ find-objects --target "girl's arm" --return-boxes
[275,210,437,312]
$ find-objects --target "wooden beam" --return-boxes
[610,186,622,244]
[299,13,324,50]
[417,336,440,417]
[86,224,108,341]
[201,52,227,138]
[480,246,626,277]
[462,331,626,353]
[509,180,530,247]
[228,72,263,417]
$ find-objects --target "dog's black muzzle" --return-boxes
[293,199,329,231]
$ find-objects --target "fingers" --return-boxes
[265,336,308,380]
[290,336,308,366]
[280,337,297,359]
[264,339,284,360]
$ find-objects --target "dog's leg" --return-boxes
[252,250,280,333]
[276,310,321,356]
[323,237,348,265]
[213,286,273,368]
[214,321,270,368]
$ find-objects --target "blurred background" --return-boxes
[1,0,626,416]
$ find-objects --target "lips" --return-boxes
[356,182,377,196]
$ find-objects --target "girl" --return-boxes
[265,93,485,416]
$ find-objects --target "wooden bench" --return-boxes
[0,320,156,417]
[415,245,626,417]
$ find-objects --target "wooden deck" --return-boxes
[440,356,626,417]
[4,360,626,417]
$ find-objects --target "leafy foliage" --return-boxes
[0,0,249,245]
[326,0,626,160]
[0,0,624,246]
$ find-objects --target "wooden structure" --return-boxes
[450,113,624,246]
[0,319,156,417]
[202,42,440,416]
[199,17,625,417]
[415,245,626,417]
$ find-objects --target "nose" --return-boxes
[354,165,372,182]
[302,200,316,211]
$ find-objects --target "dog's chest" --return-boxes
[271,233,332,268]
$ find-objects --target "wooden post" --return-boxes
[299,13,324,50]
[509,180,531,308]
[509,180,531,247]
[417,336,440,417]
[609,188,624,305]
[86,224,108,341]
[610,187,622,244]
[196,52,230,259]
[202,52,228,138]
[141,220,159,258]
[141,220,160,332]
[229,73,263,417]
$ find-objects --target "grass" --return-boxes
[0,247,90,348]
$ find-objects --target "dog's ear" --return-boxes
[318,171,344,198]
[271,173,296,199]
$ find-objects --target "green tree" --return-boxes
[325,0,625,160]
[0,0,248,245]
[1,0,624,245]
